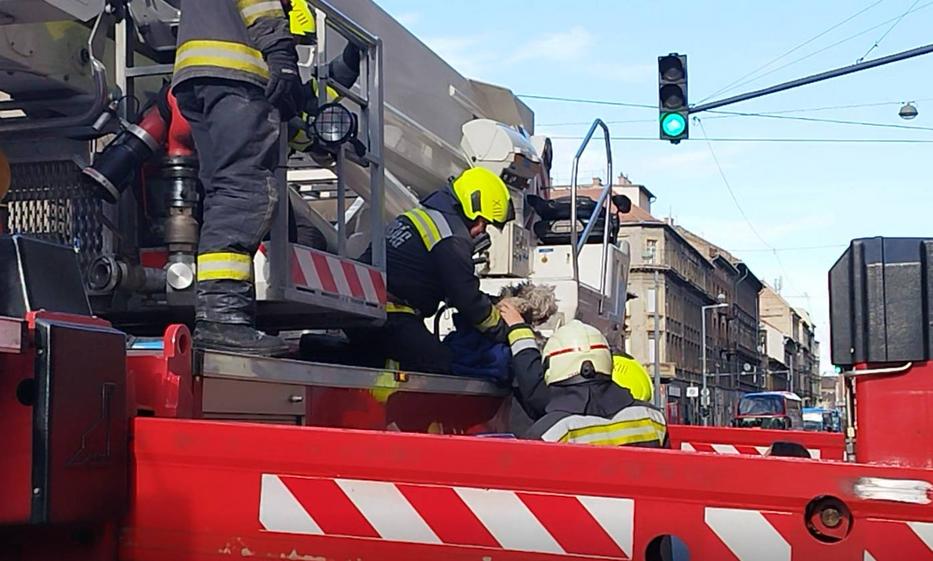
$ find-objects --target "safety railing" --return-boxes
[264,0,386,304]
[569,119,613,314]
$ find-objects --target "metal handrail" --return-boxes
[308,0,384,268]
[0,9,110,135]
[569,119,613,313]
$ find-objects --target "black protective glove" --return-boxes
[264,41,304,119]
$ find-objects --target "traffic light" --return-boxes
[658,53,688,143]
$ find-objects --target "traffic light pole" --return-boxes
[689,42,933,115]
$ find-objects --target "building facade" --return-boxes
[759,285,821,404]
[611,184,765,425]
[548,174,813,425]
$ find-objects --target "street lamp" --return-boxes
[899,102,918,120]
[642,248,661,408]
[701,293,728,426]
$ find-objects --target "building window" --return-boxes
[645,239,658,262]
[648,336,656,363]
[646,288,657,313]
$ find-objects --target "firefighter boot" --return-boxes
[193,321,290,356]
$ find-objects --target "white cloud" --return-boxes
[420,26,598,82]
[585,62,656,84]
[419,35,496,79]
[507,25,595,64]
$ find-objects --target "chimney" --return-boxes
[617,173,632,186]
[591,177,602,187]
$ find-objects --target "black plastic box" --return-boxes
[829,237,933,367]
[0,235,90,317]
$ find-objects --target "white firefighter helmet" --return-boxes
[542,320,613,385]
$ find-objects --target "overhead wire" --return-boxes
[540,110,933,132]
[711,0,933,97]
[857,0,922,63]
[693,116,806,303]
[546,136,933,143]
[535,98,933,128]
[704,109,933,131]
[699,0,884,104]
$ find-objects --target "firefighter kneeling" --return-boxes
[500,301,668,446]
[348,167,513,374]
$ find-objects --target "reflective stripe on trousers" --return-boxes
[197,252,253,281]
[385,302,418,315]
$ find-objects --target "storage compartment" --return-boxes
[202,378,306,421]
[829,237,933,367]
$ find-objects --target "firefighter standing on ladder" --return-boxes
[172,0,311,355]
[350,167,514,374]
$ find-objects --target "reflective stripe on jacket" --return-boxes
[173,0,292,89]
[360,190,508,343]
[538,404,668,446]
[508,323,668,448]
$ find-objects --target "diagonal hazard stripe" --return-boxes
[578,495,635,558]
[863,520,933,560]
[453,486,564,554]
[310,252,338,293]
[518,492,629,558]
[370,269,387,303]
[334,479,441,545]
[341,261,365,300]
[259,474,323,535]
[908,521,933,550]
[396,483,499,548]
[290,250,307,286]
[280,476,378,538]
[706,507,791,561]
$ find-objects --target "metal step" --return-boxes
[196,350,511,433]
[198,350,506,397]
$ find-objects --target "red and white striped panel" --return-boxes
[705,507,933,561]
[680,442,822,459]
[256,243,386,306]
[259,474,635,558]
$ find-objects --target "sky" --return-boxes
[377,0,933,373]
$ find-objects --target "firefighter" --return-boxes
[612,352,654,402]
[348,167,514,374]
[172,0,305,355]
[499,301,668,446]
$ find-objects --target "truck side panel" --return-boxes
[125,418,933,561]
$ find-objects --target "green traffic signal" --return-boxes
[661,112,687,137]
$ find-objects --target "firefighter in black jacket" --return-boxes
[351,167,514,374]
[499,301,668,446]
[172,0,305,355]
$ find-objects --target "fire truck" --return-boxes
[0,1,931,560]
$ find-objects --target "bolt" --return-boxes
[821,507,842,528]
[32,487,40,496]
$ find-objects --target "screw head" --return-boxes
[821,507,842,528]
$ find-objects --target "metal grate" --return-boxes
[6,161,104,272]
